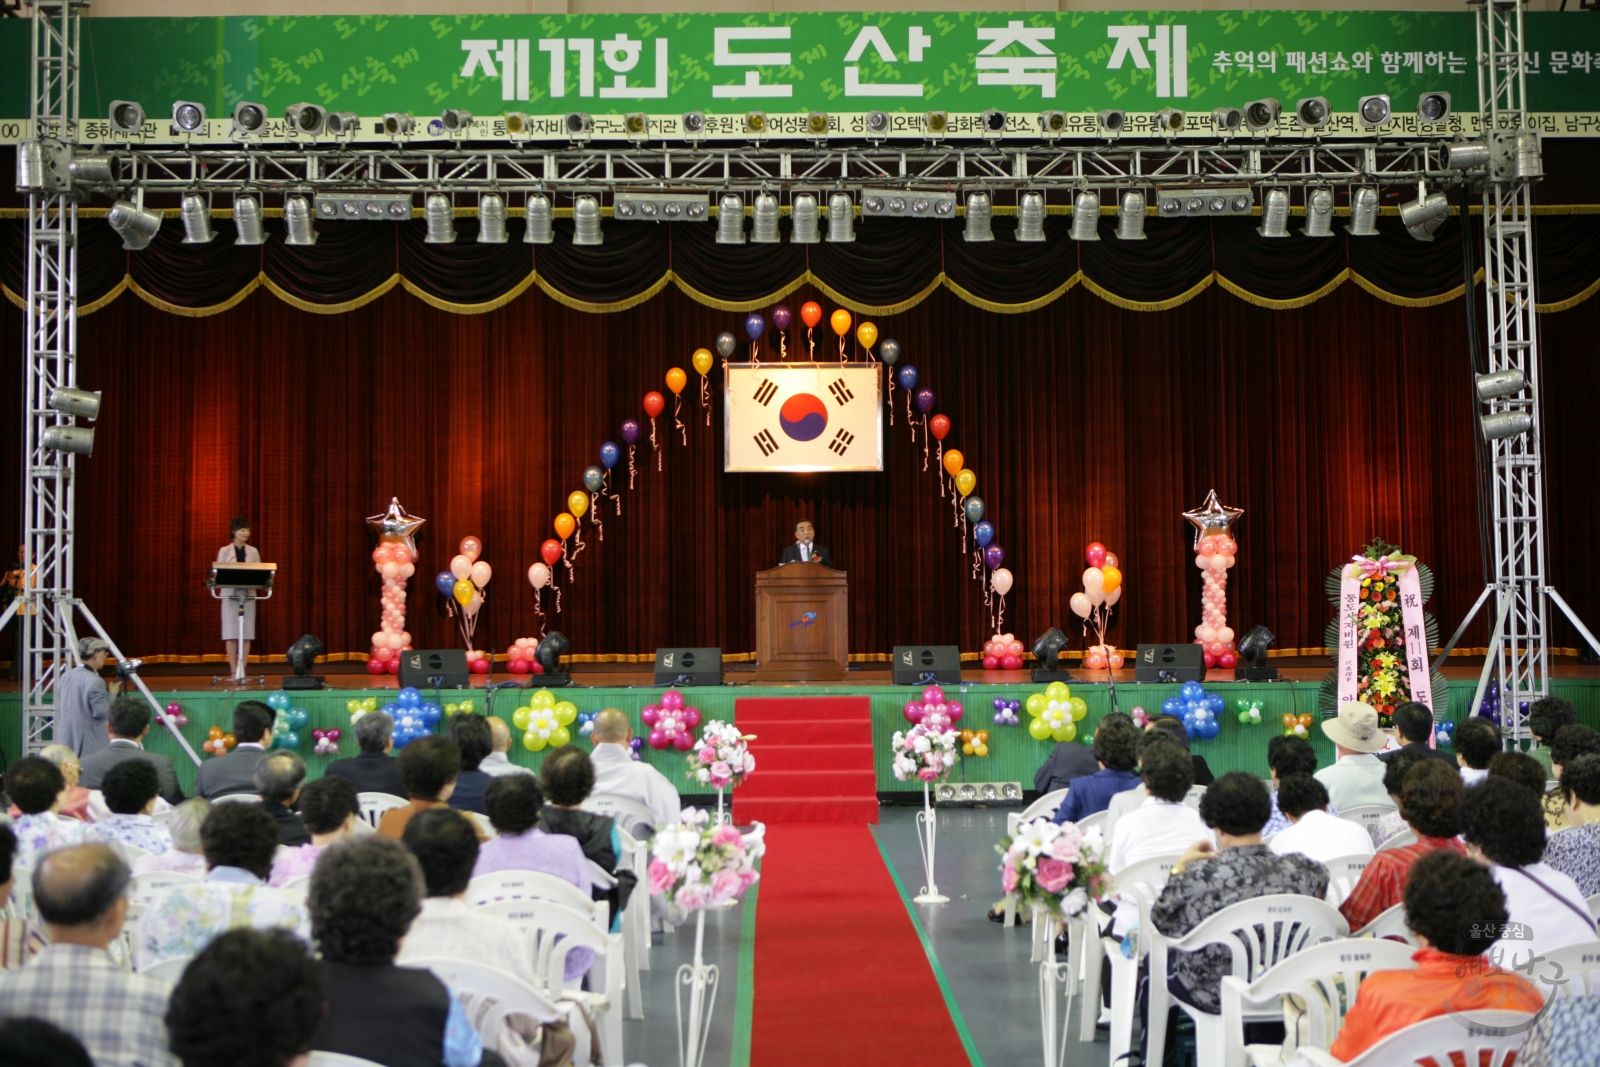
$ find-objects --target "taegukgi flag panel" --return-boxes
[724,364,883,472]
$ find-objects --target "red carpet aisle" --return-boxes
[748,824,971,1067]
[733,698,877,824]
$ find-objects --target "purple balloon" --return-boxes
[771,305,792,330]
[915,387,935,414]
[896,365,918,392]
[984,544,1006,570]
[620,419,640,445]
[600,442,620,469]
[745,312,766,341]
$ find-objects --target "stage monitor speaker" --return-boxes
[653,647,724,687]
[399,649,471,690]
[892,645,963,685]
[1134,643,1206,683]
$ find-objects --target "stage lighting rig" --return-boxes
[42,387,99,457]
[384,112,416,139]
[1358,94,1392,128]
[1244,97,1281,133]
[1294,96,1331,131]
[234,195,267,246]
[1031,628,1070,681]
[1212,107,1243,135]
[861,189,956,219]
[827,192,855,243]
[284,103,326,137]
[613,192,710,222]
[1477,370,1533,441]
[1097,109,1126,136]
[284,634,327,690]
[108,197,161,251]
[805,111,830,140]
[524,194,553,244]
[1399,181,1449,241]
[316,193,411,221]
[1236,626,1278,681]
[752,192,780,243]
[108,100,145,134]
[1156,186,1252,218]
[624,112,648,138]
[1070,190,1100,241]
[232,101,267,139]
[1444,139,1491,169]
[180,193,215,244]
[866,110,890,139]
[283,194,317,246]
[1347,186,1379,237]
[1017,191,1046,242]
[170,101,206,135]
[963,192,993,243]
[573,195,603,246]
[65,154,113,184]
[440,109,473,135]
[1115,190,1147,240]
[980,109,1007,140]
[1417,91,1452,124]
[503,112,532,140]
[791,194,820,243]
[534,632,571,686]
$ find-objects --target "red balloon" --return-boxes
[532,661,545,674]
[673,731,696,751]
[367,658,386,674]
[982,655,1000,671]
[541,539,562,567]
[386,660,400,675]
[1000,654,1022,670]
[508,659,528,674]
[470,659,490,674]
[800,301,823,328]
[1203,652,1218,669]
[1086,542,1108,568]
[1218,651,1239,669]
[929,414,951,441]
[643,391,665,418]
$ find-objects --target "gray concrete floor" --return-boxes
[618,897,748,1067]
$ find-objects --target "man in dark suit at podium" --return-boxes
[779,518,833,569]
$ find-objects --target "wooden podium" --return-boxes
[755,562,849,683]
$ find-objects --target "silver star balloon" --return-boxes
[366,497,425,551]
[1182,489,1243,547]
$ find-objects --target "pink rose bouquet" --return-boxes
[647,806,765,915]
[996,815,1109,920]
[687,720,755,789]
[889,722,961,783]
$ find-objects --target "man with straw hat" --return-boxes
[1315,702,1393,813]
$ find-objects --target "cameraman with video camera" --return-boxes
[56,636,122,758]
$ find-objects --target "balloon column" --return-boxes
[981,633,1025,672]
[1025,682,1087,742]
[1070,542,1127,676]
[365,498,424,675]
[1182,489,1244,670]
[506,636,544,674]
[641,689,702,751]
[443,536,492,673]
[312,727,341,757]
[1161,681,1222,740]
[901,685,964,731]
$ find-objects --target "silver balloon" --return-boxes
[715,331,737,358]
[879,339,901,366]
[582,465,604,493]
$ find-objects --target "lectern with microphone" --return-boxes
[208,561,275,686]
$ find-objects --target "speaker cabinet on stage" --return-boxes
[1134,643,1206,683]
[892,645,962,685]
[399,649,471,689]
[654,647,724,687]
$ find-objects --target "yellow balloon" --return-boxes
[523,730,547,752]
[1028,716,1053,740]
[974,742,989,757]
[955,469,976,498]
[554,513,576,539]
[551,726,572,748]
[856,321,878,349]
[1044,681,1070,701]
[1052,722,1078,743]
[531,689,556,709]
[458,700,475,714]
[1069,697,1088,721]
[512,707,532,730]
[665,367,688,396]
[453,579,475,607]
[1025,693,1048,717]
[692,348,714,377]
[567,491,589,519]
[553,701,577,726]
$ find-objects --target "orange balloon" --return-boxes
[554,513,576,540]
[665,367,687,395]
[1102,566,1123,595]
[800,301,823,328]
[692,348,713,376]
[942,448,965,479]
[856,321,878,349]
[830,308,853,337]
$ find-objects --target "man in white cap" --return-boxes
[1314,702,1393,813]
[54,637,121,759]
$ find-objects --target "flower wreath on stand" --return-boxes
[647,808,764,918]
[891,720,961,783]
[997,816,1110,922]
[686,720,756,789]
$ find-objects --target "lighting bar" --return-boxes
[315,192,413,221]
[1156,186,1253,218]
[612,191,709,222]
[860,188,957,219]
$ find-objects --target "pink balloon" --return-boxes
[982,655,1000,671]
[648,729,668,749]
[450,554,473,581]
[947,701,963,721]
[682,707,701,729]
[661,690,684,711]
[1070,592,1092,619]
[903,702,925,724]
[1203,652,1217,669]
[1085,653,1107,670]
[1086,544,1107,568]
[1007,641,1024,656]
[471,561,493,587]
[922,685,945,705]
[641,706,661,726]
[1001,654,1022,670]
[673,731,696,752]
[1108,654,1125,669]
[991,567,1014,597]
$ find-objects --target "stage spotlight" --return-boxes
[1515,130,1543,180]
[424,193,456,244]
[980,109,1008,139]
[1097,109,1126,135]
[745,111,767,134]
[441,109,473,134]
[67,154,114,183]
[180,192,215,244]
[681,110,706,137]
[1294,97,1331,130]
[383,112,416,138]
[1031,628,1069,681]
[716,193,745,244]
[324,111,360,138]
[1244,98,1281,133]
[47,387,100,420]
[562,112,592,139]
[171,101,208,134]
[1017,191,1045,242]
[108,198,162,251]
[827,192,855,243]
[283,633,326,690]
[1481,411,1534,440]
[1039,110,1066,134]
[572,195,603,246]
[752,192,780,243]
[866,110,890,136]
[1399,182,1449,241]
[925,111,947,138]
[963,192,994,243]
[1070,190,1100,241]
[1212,107,1243,134]
[284,103,326,137]
[1237,625,1278,681]
[504,112,532,139]
[283,194,317,246]
[624,112,647,137]
[41,426,94,456]
[232,101,267,138]
[1303,187,1334,238]
[234,194,266,246]
[807,111,829,138]
[534,631,571,686]
[1347,186,1379,237]
[109,100,145,134]
[790,193,820,243]
[1258,187,1289,238]
[524,193,553,244]
[1154,108,1186,134]
[1476,370,1527,401]
[1417,91,1451,124]
[1358,94,1391,128]
[1444,139,1491,169]
[478,193,507,244]
[1116,190,1147,240]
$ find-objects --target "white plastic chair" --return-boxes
[1219,937,1418,1067]
[1088,853,1184,1060]
[1008,788,1067,837]
[1337,804,1396,843]
[1351,902,1417,945]
[309,1053,390,1067]
[140,954,193,982]
[400,957,586,1066]
[581,794,657,839]
[466,871,605,924]
[1375,828,1417,852]
[1075,809,1108,837]
[1587,893,1600,921]
[1294,1010,1534,1067]
[281,874,312,895]
[1146,894,1349,1067]
[467,811,498,839]
[1538,937,1600,998]
[151,809,174,828]
[1183,785,1207,810]
[1319,853,1374,908]
[211,793,261,805]
[113,901,145,970]
[104,839,153,867]
[4,866,34,922]
[128,869,200,907]
[357,791,407,829]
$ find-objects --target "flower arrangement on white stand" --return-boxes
[648,808,765,1067]
[890,718,961,904]
[685,720,756,824]
[997,816,1110,1067]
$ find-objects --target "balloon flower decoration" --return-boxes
[991,698,1021,726]
[1131,705,1150,728]
[642,689,702,751]
[1182,489,1244,670]
[961,729,991,756]
[270,705,309,751]
[312,727,342,757]
[387,687,443,748]
[164,702,189,728]
[365,498,425,675]
[902,685,964,730]
[513,689,578,751]
[442,699,476,718]
[1025,682,1087,742]
[577,710,598,738]
[1161,681,1222,740]
[1070,542,1126,675]
[437,536,492,673]
[1236,700,1264,726]
[1281,712,1315,739]
[506,636,545,675]
[202,724,237,757]
[345,696,378,723]
[1434,720,1456,748]
[981,633,1025,672]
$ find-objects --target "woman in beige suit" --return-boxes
[218,518,260,675]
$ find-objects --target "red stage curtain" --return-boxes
[1,278,1596,663]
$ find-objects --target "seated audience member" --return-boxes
[1105,739,1209,937]
[1033,728,1102,797]
[1339,760,1468,931]
[1263,735,1340,836]
[309,836,484,1067]
[1103,728,1187,842]
[1150,773,1329,1017]
[132,797,210,875]
[1149,715,1213,785]
[1267,774,1374,863]
[1377,701,1457,767]
[1459,775,1597,962]
[378,735,483,841]
[1371,749,1428,845]
[1454,716,1500,786]
[1053,718,1141,824]
[0,844,178,1067]
[254,752,310,847]
[94,760,172,855]
[1549,723,1600,805]
[589,707,682,835]
[397,808,543,984]
[195,701,276,800]
[1329,850,1543,1061]
[0,1018,94,1067]
[5,756,95,869]
[136,803,311,970]
[0,825,46,970]
[1314,702,1392,813]
[325,711,407,797]
[79,696,185,805]
[1526,696,1579,777]
[1521,997,1600,1067]
[474,774,589,889]
[445,713,494,816]
[166,928,324,1067]
[540,746,637,919]
[1545,754,1600,895]
[269,776,360,887]
[480,717,534,779]
[1489,750,1565,829]
[32,745,91,822]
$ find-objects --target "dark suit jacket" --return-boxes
[324,750,407,798]
[446,769,491,816]
[1378,740,1458,766]
[80,739,184,805]
[1033,742,1101,794]
[779,543,833,568]
[195,745,269,799]
[265,801,311,846]
[1190,754,1215,787]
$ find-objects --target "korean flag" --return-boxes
[723,363,884,472]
